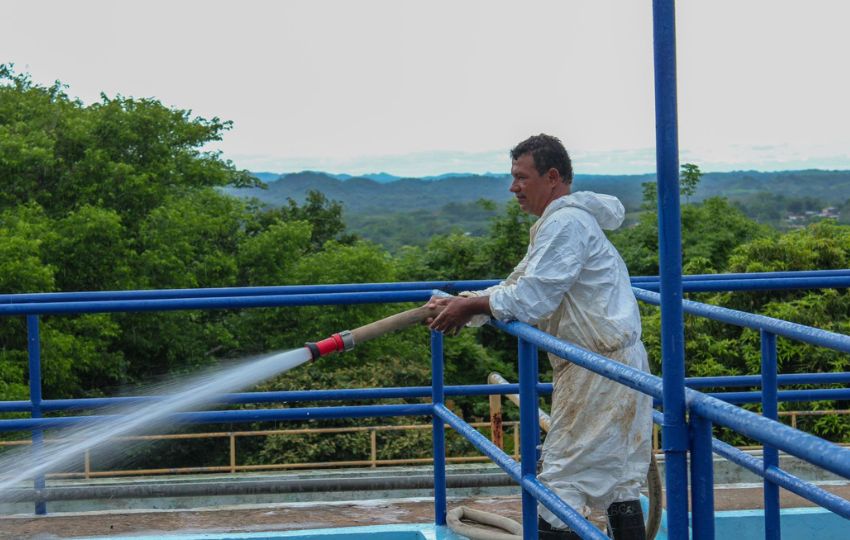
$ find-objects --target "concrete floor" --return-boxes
[3,483,850,539]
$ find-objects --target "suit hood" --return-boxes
[543,191,626,231]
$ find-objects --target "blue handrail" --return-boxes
[634,288,850,352]
[4,269,849,306]
[2,278,849,539]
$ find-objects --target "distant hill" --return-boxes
[249,172,282,183]
[229,168,850,251]
[251,171,497,184]
[235,169,850,215]
[231,172,516,214]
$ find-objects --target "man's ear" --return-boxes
[547,167,560,185]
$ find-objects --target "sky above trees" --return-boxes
[4,0,850,176]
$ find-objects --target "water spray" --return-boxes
[0,299,445,496]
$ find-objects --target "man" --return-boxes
[428,134,652,540]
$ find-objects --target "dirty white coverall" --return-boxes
[464,191,652,528]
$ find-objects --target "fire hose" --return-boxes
[303,301,442,360]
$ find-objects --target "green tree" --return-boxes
[0,65,257,223]
[275,190,352,250]
[611,197,770,276]
[44,205,135,291]
[680,163,701,202]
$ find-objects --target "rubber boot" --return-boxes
[606,500,646,540]
[538,516,583,540]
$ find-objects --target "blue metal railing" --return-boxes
[651,2,689,536]
[2,274,850,539]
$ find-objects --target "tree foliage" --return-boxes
[2,66,849,470]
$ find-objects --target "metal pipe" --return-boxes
[518,338,539,539]
[9,380,850,415]
[6,374,850,414]
[434,404,520,482]
[3,472,519,503]
[635,276,850,293]
[689,414,715,540]
[0,290,435,316]
[488,372,551,431]
[433,404,604,539]
[703,388,850,405]
[492,320,663,400]
[0,280,501,305]
[710,438,850,519]
[27,315,46,516]
[0,383,545,413]
[634,288,850,353]
[685,372,850,389]
[494,319,850,480]
[652,4,689,536]
[631,269,850,283]
[653,409,850,519]
[519,476,608,540]
[687,389,850,479]
[431,331,447,526]
[761,331,780,540]
[4,270,848,307]
[0,404,435,433]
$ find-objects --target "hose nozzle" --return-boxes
[305,330,355,361]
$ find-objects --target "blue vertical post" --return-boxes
[518,337,539,540]
[689,414,715,539]
[651,0,690,538]
[431,330,447,526]
[529,343,541,455]
[761,330,780,540]
[27,315,47,515]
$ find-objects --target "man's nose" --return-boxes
[509,181,520,192]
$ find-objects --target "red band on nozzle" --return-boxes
[305,333,346,360]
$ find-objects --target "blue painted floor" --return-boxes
[76,523,468,540]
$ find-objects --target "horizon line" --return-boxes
[249,166,850,180]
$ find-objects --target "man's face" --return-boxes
[510,153,557,216]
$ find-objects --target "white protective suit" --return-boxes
[465,191,652,528]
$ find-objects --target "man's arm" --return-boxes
[426,295,492,336]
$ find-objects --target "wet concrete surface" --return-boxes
[3,483,850,539]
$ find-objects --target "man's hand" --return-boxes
[425,295,491,336]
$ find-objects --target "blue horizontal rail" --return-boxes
[686,372,850,388]
[711,436,850,519]
[635,276,850,293]
[1,269,847,309]
[495,319,850,480]
[0,384,545,413]
[631,269,850,283]
[0,281,502,305]
[687,389,850,479]
[650,411,850,519]
[491,320,664,400]
[5,381,846,415]
[0,404,434,433]
[634,288,850,353]
[705,388,850,405]
[0,291,435,316]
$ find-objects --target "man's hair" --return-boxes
[510,134,573,183]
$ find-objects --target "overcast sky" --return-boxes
[4,0,849,176]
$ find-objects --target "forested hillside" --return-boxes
[1,67,849,470]
[229,169,850,249]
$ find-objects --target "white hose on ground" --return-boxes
[446,506,522,540]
